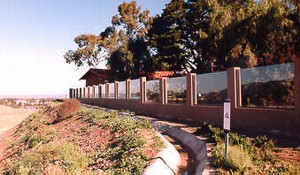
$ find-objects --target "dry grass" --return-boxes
[55,99,81,122]
[0,105,34,135]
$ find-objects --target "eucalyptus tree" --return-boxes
[64,1,154,80]
[109,1,154,80]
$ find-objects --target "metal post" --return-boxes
[225,130,229,159]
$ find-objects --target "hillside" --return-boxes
[0,99,164,174]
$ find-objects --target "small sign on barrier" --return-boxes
[223,99,231,159]
[223,99,231,131]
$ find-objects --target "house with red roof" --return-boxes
[79,68,111,87]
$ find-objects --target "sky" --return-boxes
[0,0,169,98]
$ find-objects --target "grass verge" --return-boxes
[195,122,300,174]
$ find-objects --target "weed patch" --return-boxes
[195,122,300,174]
[6,142,88,174]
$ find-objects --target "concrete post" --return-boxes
[69,88,73,98]
[75,88,78,98]
[106,83,109,99]
[186,73,197,106]
[115,81,119,99]
[159,78,168,104]
[98,84,101,99]
[126,79,131,99]
[92,85,95,99]
[140,77,146,103]
[227,67,242,109]
[79,88,82,99]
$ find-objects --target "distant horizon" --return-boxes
[0,93,68,99]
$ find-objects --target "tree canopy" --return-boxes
[64,0,299,79]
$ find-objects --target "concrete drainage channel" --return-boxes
[83,104,208,175]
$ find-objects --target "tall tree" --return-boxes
[64,1,154,80]
[148,0,189,72]
[149,0,298,74]
[109,1,154,79]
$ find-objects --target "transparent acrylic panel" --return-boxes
[85,88,88,98]
[146,79,160,103]
[119,81,126,99]
[168,76,186,104]
[95,86,99,98]
[101,84,106,98]
[197,71,228,105]
[109,83,114,99]
[131,79,141,99]
[241,63,294,108]
[90,87,94,98]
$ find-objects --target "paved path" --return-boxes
[0,105,33,136]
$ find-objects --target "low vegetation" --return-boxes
[195,122,300,174]
[0,99,164,174]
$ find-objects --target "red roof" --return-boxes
[79,68,110,80]
[148,71,175,78]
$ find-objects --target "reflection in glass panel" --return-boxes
[168,76,186,104]
[146,79,159,103]
[101,84,106,98]
[197,71,227,105]
[119,81,126,99]
[241,63,294,108]
[131,79,141,99]
[109,83,114,99]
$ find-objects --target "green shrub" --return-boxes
[254,135,275,150]
[17,112,45,132]
[195,122,223,143]
[152,136,165,149]
[105,116,152,132]
[8,142,88,174]
[78,107,110,124]
[212,144,254,172]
